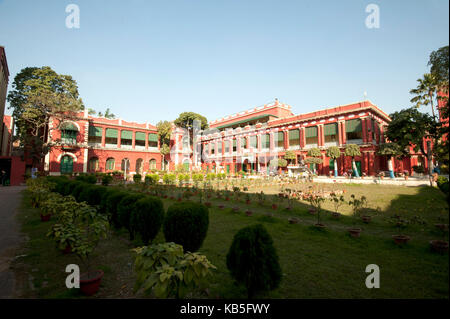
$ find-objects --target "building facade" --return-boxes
[45,110,162,176]
[0,46,10,156]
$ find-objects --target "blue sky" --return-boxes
[0,0,448,124]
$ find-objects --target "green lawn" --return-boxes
[12,183,449,299]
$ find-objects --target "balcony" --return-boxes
[304,143,318,149]
[346,139,363,145]
[324,141,338,148]
[88,142,102,148]
[121,144,133,150]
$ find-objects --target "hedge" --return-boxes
[163,202,209,252]
[130,196,165,244]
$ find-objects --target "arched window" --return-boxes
[61,122,79,145]
[136,158,143,174]
[89,157,99,172]
[149,159,157,170]
[121,158,130,174]
[106,158,115,171]
[60,155,73,174]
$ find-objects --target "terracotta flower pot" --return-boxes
[435,224,449,232]
[288,217,300,224]
[40,214,51,222]
[80,270,104,296]
[225,197,230,201]
[308,208,316,215]
[62,245,72,254]
[314,223,326,229]
[430,240,449,254]
[246,200,251,205]
[245,210,253,216]
[392,235,410,245]
[218,204,224,209]
[271,204,278,210]
[361,216,371,224]
[204,202,211,207]
[348,228,362,238]
[232,207,240,213]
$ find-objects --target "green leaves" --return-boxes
[344,144,361,158]
[376,142,403,157]
[326,146,341,159]
[133,242,216,298]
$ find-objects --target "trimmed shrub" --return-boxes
[75,174,97,184]
[163,202,209,252]
[71,182,86,201]
[437,176,449,200]
[79,185,106,206]
[117,193,147,239]
[130,196,165,244]
[133,174,142,183]
[106,191,129,229]
[62,180,79,196]
[226,224,282,298]
[102,174,113,186]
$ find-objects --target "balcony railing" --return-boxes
[346,139,363,145]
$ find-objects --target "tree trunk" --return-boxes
[388,157,395,179]
[352,158,359,177]
[427,140,434,186]
[334,159,338,177]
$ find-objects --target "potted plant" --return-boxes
[72,205,109,296]
[347,194,367,238]
[430,222,449,254]
[288,217,300,224]
[392,218,411,245]
[271,196,278,210]
[329,192,345,219]
[307,194,326,228]
[245,210,253,216]
[245,193,251,205]
[403,170,409,180]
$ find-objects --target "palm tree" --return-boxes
[410,73,439,122]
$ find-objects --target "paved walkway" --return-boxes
[0,186,25,299]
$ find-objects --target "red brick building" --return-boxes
[188,99,429,176]
[45,110,162,177]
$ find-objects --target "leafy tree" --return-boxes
[174,112,208,147]
[284,150,296,164]
[428,45,449,85]
[157,120,172,170]
[344,144,361,177]
[326,146,341,177]
[385,107,436,176]
[306,148,323,173]
[376,142,403,178]
[7,66,84,166]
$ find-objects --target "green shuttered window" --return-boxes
[89,126,103,137]
[135,132,146,141]
[148,133,158,142]
[305,126,318,138]
[345,119,362,133]
[324,123,337,136]
[250,136,257,148]
[289,129,299,140]
[121,130,132,139]
[105,128,118,138]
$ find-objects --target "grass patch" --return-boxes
[13,183,449,299]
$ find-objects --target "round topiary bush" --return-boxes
[71,182,86,201]
[226,224,282,298]
[63,180,80,196]
[130,196,165,244]
[106,191,129,228]
[117,193,147,239]
[79,185,106,206]
[163,202,209,252]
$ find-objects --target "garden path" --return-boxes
[0,186,26,298]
